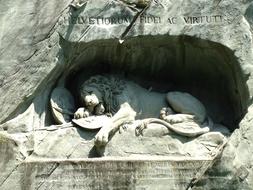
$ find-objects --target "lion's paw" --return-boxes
[164,115,184,124]
[160,107,174,119]
[94,127,110,147]
[74,108,90,119]
[164,114,195,124]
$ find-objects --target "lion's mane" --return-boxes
[80,75,126,114]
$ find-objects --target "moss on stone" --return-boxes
[0,133,12,144]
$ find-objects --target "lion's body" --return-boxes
[114,80,167,119]
[76,75,211,145]
[79,75,206,123]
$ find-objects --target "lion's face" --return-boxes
[80,85,104,113]
[79,75,125,115]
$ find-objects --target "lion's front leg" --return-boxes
[95,103,136,147]
[94,119,113,147]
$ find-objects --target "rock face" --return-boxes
[97,124,227,158]
[0,0,253,189]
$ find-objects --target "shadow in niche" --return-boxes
[61,35,249,132]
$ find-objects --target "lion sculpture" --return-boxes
[73,75,215,147]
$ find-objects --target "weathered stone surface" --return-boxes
[0,132,33,187]
[0,0,253,189]
[30,127,97,159]
[194,105,253,189]
[0,0,72,123]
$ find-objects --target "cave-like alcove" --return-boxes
[60,35,249,132]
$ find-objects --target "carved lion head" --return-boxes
[79,75,126,115]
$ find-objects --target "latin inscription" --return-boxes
[63,14,224,25]
[183,15,223,24]
[67,16,132,25]
[34,160,211,190]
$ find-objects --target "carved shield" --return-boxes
[50,87,75,124]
